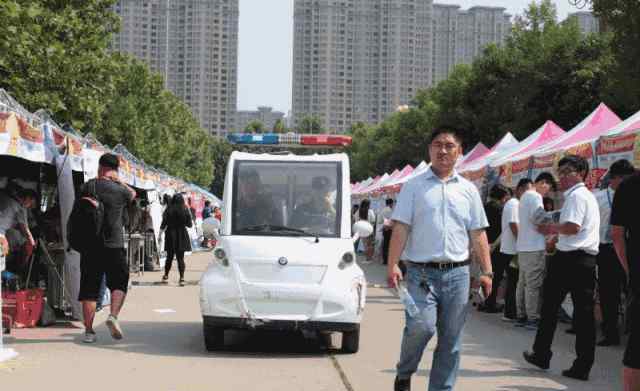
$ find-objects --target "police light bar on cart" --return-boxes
[226,133,352,148]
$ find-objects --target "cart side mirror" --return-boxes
[352,221,373,242]
[202,217,221,239]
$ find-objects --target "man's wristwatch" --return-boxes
[480,271,494,279]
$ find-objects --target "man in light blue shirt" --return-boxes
[388,129,493,391]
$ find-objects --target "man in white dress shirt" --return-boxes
[515,172,556,330]
[524,154,600,381]
[594,159,634,346]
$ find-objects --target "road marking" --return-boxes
[329,354,355,391]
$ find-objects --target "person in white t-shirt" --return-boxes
[515,172,556,330]
[524,154,600,382]
[499,179,529,321]
[377,198,395,265]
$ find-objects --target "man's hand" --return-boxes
[387,263,403,289]
[479,275,493,298]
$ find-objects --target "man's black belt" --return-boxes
[404,259,471,270]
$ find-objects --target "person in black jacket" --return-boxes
[161,193,192,286]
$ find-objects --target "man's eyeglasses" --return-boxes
[430,142,458,152]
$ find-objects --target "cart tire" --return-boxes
[342,328,360,353]
[204,324,224,351]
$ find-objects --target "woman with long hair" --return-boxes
[160,193,193,286]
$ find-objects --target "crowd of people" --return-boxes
[371,127,639,391]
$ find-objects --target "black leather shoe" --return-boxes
[562,368,589,381]
[394,376,411,391]
[597,337,620,347]
[523,351,550,370]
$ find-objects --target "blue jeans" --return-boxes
[396,264,470,391]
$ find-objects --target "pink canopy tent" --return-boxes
[353,174,384,196]
[382,161,429,193]
[352,176,375,195]
[456,143,490,167]
[364,166,413,195]
[458,133,519,173]
[490,121,566,167]
[537,103,621,153]
[363,169,401,195]
[603,109,640,136]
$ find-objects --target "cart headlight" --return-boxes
[213,248,229,267]
[339,252,355,269]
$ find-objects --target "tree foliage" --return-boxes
[244,120,265,133]
[0,0,215,187]
[297,115,324,134]
[273,118,287,133]
[592,0,640,112]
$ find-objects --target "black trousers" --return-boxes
[382,228,392,265]
[597,243,625,340]
[165,249,186,279]
[533,250,596,372]
[485,250,511,308]
[504,262,519,319]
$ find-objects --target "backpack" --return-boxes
[67,179,104,253]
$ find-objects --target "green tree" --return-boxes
[209,137,234,197]
[592,0,640,114]
[96,54,213,186]
[273,118,287,133]
[297,115,324,134]
[244,120,265,133]
[0,0,121,130]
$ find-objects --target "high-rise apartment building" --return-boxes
[111,0,239,137]
[292,0,511,132]
[432,5,511,85]
[236,106,285,132]
[292,0,432,133]
[567,11,600,34]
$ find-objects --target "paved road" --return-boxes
[0,253,624,390]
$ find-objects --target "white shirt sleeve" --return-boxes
[560,194,586,228]
[507,200,519,224]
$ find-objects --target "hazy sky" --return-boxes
[237,0,591,114]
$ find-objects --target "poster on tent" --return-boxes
[118,156,135,186]
[461,167,487,193]
[499,157,531,188]
[82,145,109,180]
[565,142,604,189]
[50,125,84,171]
[0,112,46,163]
[596,132,638,171]
[529,152,561,183]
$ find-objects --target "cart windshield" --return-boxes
[231,160,342,237]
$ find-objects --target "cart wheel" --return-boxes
[203,324,224,351]
[342,327,360,354]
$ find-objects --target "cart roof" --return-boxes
[230,151,348,164]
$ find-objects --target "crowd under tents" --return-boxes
[351,102,640,202]
[0,89,220,321]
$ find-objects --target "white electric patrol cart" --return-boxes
[200,152,372,353]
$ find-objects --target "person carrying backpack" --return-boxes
[73,153,136,344]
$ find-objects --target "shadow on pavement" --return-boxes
[69,321,338,358]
